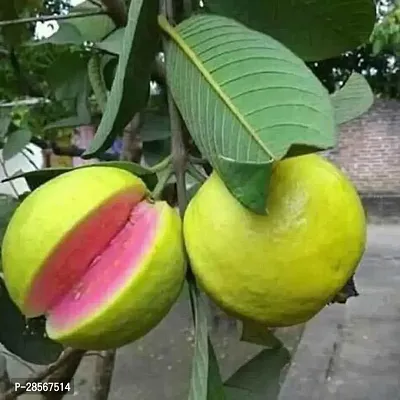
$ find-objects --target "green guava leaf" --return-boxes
[64,1,115,43]
[187,282,225,400]
[2,161,158,192]
[208,338,227,400]
[45,70,92,130]
[2,129,32,161]
[160,14,336,214]
[0,278,63,365]
[224,347,291,399]
[240,321,283,348]
[82,0,160,158]
[96,28,125,55]
[46,52,90,102]
[331,72,374,125]
[203,0,376,61]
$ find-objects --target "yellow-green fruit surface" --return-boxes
[184,154,367,327]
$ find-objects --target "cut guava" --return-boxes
[1,166,186,350]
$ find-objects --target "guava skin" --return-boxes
[183,154,367,327]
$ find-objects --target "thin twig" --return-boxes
[0,10,106,28]
[0,348,84,400]
[90,351,116,400]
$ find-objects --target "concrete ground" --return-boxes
[4,224,400,400]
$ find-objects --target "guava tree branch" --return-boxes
[0,348,84,400]
[0,10,107,27]
[162,0,189,215]
[119,114,143,163]
[90,351,116,400]
[40,350,86,400]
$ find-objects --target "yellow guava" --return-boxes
[1,166,186,350]
[183,154,367,327]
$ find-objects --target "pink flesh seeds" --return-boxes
[25,190,159,332]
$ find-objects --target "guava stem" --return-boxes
[151,165,174,200]
[150,155,172,174]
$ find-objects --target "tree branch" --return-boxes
[0,10,106,28]
[40,350,86,400]
[99,0,127,27]
[90,351,116,400]
[0,348,84,400]
[119,114,143,163]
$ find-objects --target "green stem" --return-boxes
[151,165,173,200]
[149,155,172,173]
[0,10,106,28]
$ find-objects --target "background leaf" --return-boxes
[204,0,376,61]
[2,161,158,191]
[161,15,336,213]
[83,0,160,158]
[96,28,125,55]
[30,23,83,45]
[2,129,32,161]
[187,282,225,400]
[188,283,210,400]
[241,321,283,348]
[0,278,63,365]
[331,72,374,125]
[64,1,115,43]
[207,339,226,400]
[224,347,291,399]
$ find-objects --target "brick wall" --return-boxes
[328,97,400,195]
[327,97,400,222]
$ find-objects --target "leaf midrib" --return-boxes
[158,15,276,161]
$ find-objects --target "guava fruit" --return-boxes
[1,166,186,350]
[184,154,366,327]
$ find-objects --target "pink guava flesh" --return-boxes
[25,191,159,330]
